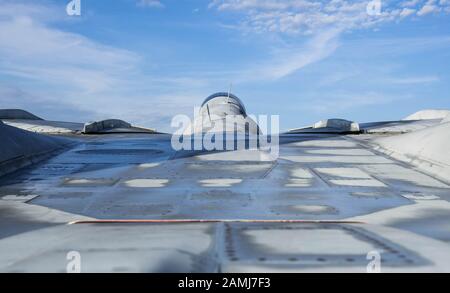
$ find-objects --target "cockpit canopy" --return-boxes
[185,92,260,135]
[200,92,247,118]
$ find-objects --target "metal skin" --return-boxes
[1,94,450,273]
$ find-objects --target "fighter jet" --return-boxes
[1,92,450,273]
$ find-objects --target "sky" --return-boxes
[0,0,450,133]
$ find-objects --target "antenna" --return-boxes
[227,83,233,104]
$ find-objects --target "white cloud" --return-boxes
[208,0,450,80]
[210,1,449,35]
[137,0,164,8]
[0,11,139,93]
[417,0,441,15]
[242,29,341,80]
[0,1,207,131]
[387,75,440,84]
[210,0,321,11]
[402,0,422,7]
[400,8,416,17]
[304,92,408,114]
[1,0,449,129]
[0,85,96,122]
[210,0,376,35]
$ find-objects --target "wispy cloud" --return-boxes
[209,0,450,35]
[304,91,412,114]
[1,0,449,131]
[241,29,341,80]
[208,1,450,80]
[0,85,96,122]
[417,0,441,15]
[400,8,417,17]
[0,4,139,93]
[388,75,440,84]
[136,0,164,8]
[0,1,204,131]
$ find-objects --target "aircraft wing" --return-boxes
[1,101,450,273]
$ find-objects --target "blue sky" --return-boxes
[0,0,450,132]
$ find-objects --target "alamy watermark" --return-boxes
[66,0,381,17]
[366,250,381,273]
[66,0,81,16]
[63,249,380,273]
[367,0,382,16]
[170,109,280,160]
[66,251,81,273]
